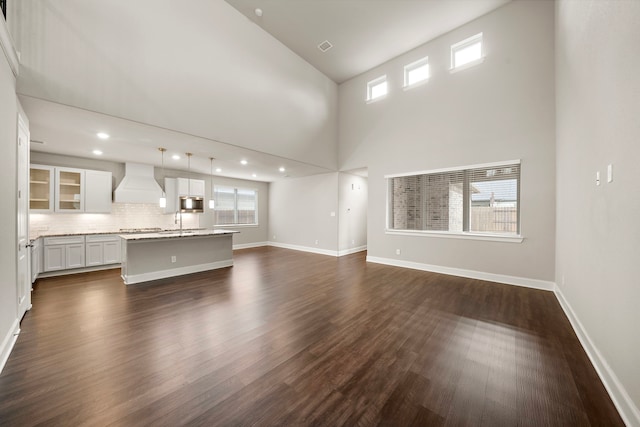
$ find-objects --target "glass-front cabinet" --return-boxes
[29,165,54,212]
[55,167,85,212]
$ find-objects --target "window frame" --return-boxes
[385,160,523,243]
[366,75,388,102]
[450,32,484,72]
[213,185,259,227]
[403,57,430,89]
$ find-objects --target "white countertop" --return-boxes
[119,229,239,241]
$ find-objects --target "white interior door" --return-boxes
[17,114,31,319]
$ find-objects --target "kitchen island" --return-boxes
[120,229,238,285]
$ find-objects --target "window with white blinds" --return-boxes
[387,161,520,235]
[214,186,258,225]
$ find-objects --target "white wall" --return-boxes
[11,0,338,170]
[0,19,19,371]
[269,173,339,255]
[556,0,640,423]
[338,173,367,254]
[338,0,556,284]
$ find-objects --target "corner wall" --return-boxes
[555,0,640,424]
[338,173,367,255]
[268,173,339,255]
[338,0,556,284]
[0,18,20,372]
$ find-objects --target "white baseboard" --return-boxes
[267,241,338,257]
[554,286,640,427]
[0,319,20,374]
[123,260,233,285]
[366,256,555,291]
[233,241,268,250]
[37,263,121,279]
[337,245,368,257]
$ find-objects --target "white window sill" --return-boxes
[386,229,523,243]
[449,56,485,74]
[215,224,259,228]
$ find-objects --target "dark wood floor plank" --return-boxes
[0,247,624,426]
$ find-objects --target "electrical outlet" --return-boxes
[272,235,276,240]
[171,256,176,263]
[315,240,319,245]
[396,249,401,255]
[351,239,355,244]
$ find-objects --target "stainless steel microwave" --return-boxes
[179,196,204,213]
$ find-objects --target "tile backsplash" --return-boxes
[30,203,201,238]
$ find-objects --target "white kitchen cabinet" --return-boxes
[30,238,42,283]
[43,236,85,271]
[66,244,85,269]
[85,170,112,213]
[177,178,205,197]
[29,165,55,212]
[85,235,121,266]
[32,165,111,213]
[85,242,104,267]
[44,245,66,271]
[55,167,85,212]
[103,240,121,264]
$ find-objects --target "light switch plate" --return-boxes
[596,171,601,186]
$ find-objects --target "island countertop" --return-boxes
[120,229,239,285]
[119,229,238,241]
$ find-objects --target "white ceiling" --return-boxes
[225,0,511,83]
[22,96,331,182]
[17,0,511,180]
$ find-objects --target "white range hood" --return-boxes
[114,163,163,204]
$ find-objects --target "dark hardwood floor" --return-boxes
[0,247,623,426]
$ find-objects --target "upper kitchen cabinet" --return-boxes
[55,167,85,212]
[31,165,112,213]
[85,170,112,213]
[29,164,55,212]
[177,178,205,198]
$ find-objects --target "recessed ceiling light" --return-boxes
[252,173,257,178]
[240,160,248,165]
[279,167,286,172]
[93,149,103,155]
[97,132,109,140]
[254,8,263,17]
[172,154,180,160]
[215,168,222,173]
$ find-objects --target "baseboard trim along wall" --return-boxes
[337,246,368,257]
[122,260,234,285]
[554,286,640,427]
[233,242,268,250]
[366,256,555,291]
[0,319,20,374]
[268,241,338,257]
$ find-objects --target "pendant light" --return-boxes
[158,147,167,208]
[185,153,193,209]
[208,157,215,210]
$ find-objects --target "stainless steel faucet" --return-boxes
[174,210,183,232]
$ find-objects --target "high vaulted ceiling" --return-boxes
[225,0,511,83]
[12,0,511,180]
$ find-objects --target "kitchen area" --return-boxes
[28,150,269,286]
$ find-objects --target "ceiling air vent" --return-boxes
[317,40,333,53]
